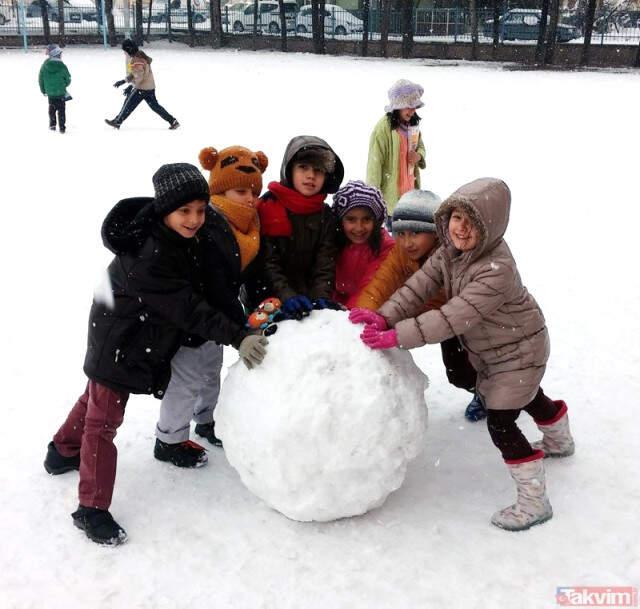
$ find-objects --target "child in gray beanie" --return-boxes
[39,44,71,133]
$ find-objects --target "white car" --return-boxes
[0,3,11,25]
[230,0,297,34]
[296,3,363,36]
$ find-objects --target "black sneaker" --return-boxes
[105,118,120,129]
[169,119,180,130]
[195,422,223,447]
[154,438,208,468]
[59,127,66,134]
[44,441,80,475]
[72,505,127,546]
[49,125,56,131]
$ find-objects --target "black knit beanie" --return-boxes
[152,163,210,217]
[122,39,138,55]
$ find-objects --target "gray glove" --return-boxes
[239,334,268,370]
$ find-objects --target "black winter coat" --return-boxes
[83,197,249,398]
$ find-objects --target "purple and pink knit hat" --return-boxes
[332,180,387,224]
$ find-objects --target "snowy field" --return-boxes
[0,44,639,609]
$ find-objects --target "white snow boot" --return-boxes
[491,451,553,531]
[531,401,575,458]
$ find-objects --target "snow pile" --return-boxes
[215,310,429,522]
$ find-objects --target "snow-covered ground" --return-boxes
[0,44,638,609]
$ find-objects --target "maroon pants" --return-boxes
[53,380,129,510]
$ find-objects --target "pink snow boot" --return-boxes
[491,450,553,531]
[531,401,575,458]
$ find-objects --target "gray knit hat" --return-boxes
[332,180,387,224]
[384,79,424,113]
[392,190,442,235]
[152,163,210,217]
[47,44,62,58]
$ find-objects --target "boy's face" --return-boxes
[399,108,416,123]
[163,199,207,239]
[224,187,258,207]
[342,207,375,245]
[292,162,326,197]
[449,208,480,252]
[396,231,437,261]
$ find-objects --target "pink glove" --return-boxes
[360,326,398,350]
[348,308,388,330]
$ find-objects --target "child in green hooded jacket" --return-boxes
[38,44,71,134]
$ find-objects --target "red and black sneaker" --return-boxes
[153,439,208,468]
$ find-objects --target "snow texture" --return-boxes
[216,310,428,521]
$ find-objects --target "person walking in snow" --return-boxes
[43,163,268,546]
[38,44,71,134]
[105,39,179,130]
[352,189,487,422]
[351,178,575,531]
[331,180,394,309]
[366,79,427,219]
[256,135,345,320]
[154,145,268,460]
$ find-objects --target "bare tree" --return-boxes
[362,0,370,57]
[469,0,478,60]
[186,0,194,47]
[209,0,223,48]
[636,38,640,67]
[146,0,153,42]
[581,0,598,65]
[277,0,288,52]
[40,0,51,44]
[252,0,259,46]
[57,0,65,45]
[535,0,550,63]
[135,0,143,45]
[543,0,560,65]
[380,0,391,58]
[400,0,413,59]
[491,0,500,55]
[105,0,116,45]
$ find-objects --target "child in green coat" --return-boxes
[38,44,71,134]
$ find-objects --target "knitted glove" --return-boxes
[113,79,126,88]
[282,295,313,320]
[360,326,398,350]
[348,308,388,330]
[122,84,133,97]
[312,298,345,311]
[238,335,269,369]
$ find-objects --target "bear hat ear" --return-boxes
[255,151,268,173]
[199,147,219,171]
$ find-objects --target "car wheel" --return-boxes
[269,21,279,34]
[296,24,307,34]
[335,25,347,35]
[233,20,244,32]
[194,14,205,24]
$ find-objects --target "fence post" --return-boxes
[18,0,28,51]
[100,0,108,48]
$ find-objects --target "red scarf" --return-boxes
[258,181,325,237]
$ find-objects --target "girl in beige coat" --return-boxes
[351,177,575,531]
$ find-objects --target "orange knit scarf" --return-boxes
[210,195,260,271]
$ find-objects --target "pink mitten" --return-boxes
[360,327,398,350]
[348,308,388,330]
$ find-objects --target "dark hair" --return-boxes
[387,110,421,130]
[336,210,384,256]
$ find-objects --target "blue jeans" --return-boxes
[115,88,176,125]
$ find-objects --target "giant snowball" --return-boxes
[215,310,428,522]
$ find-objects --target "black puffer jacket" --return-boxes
[83,198,248,398]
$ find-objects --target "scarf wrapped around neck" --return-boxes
[258,181,325,237]
[210,194,260,271]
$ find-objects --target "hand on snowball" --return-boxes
[282,295,313,320]
[348,308,388,330]
[312,298,345,311]
[360,326,398,350]
[238,334,269,369]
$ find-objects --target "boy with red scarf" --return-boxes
[257,136,345,319]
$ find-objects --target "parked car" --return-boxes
[231,1,297,34]
[483,9,580,42]
[296,3,363,36]
[147,0,208,24]
[26,0,82,22]
[0,3,11,25]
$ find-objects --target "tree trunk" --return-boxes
[581,0,597,66]
[469,0,478,60]
[57,0,65,45]
[41,0,51,44]
[361,0,369,57]
[380,0,390,58]
[186,0,194,47]
[135,0,143,45]
[146,0,153,42]
[535,0,550,63]
[544,0,560,65]
[210,0,222,48]
[277,0,287,52]
[491,0,500,55]
[252,0,258,46]
[636,39,640,67]
[400,0,413,59]
[105,0,116,45]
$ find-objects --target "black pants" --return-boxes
[48,96,66,130]
[440,337,477,393]
[115,88,176,125]
[487,388,560,461]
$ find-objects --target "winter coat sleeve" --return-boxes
[128,57,148,87]
[309,210,339,300]
[127,253,248,349]
[355,243,409,311]
[416,131,426,170]
[64,64,71,88]
[366,121,386,190]
[261,237,297,302]
[393,259,513,350]
[38,64,45,94]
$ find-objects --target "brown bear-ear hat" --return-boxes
[199,146,268,196]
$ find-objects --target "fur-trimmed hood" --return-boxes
[435,178,511,264]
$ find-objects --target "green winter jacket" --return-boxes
[366,115,426,214]
[39,58,71,98]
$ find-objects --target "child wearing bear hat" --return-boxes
[43,163,270,546]
[153,145,269,453]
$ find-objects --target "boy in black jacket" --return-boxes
[43,163,268,546]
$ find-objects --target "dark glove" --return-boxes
[282,295,313,320]
[312,298,345,311]
[113,79,126,88]
[238,334,269,369]
[122,84,133,97]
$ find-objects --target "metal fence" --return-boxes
[2,1,639,49]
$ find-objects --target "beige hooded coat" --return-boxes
[378,178,549,410]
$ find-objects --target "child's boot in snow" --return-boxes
[195,422,223,447]
[154,438,208,468]
[72,505,127,546]
[44,441,80,475]
[531,401,575,458]
[464,393,487,422]
[491,450,553,531]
